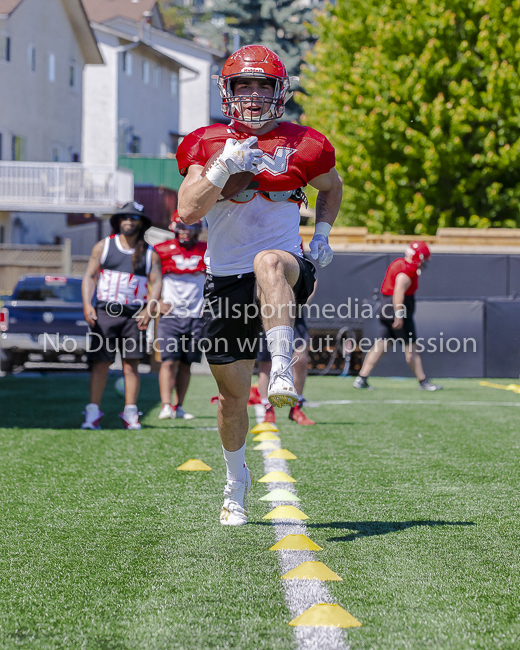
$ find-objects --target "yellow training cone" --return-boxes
[258,471,295,483]
[177,459,212,471]
[250,422,279,434]
[253,441,278,451]
[266,449,297,460]
[289,604,362,628]
[263,505,308,520]
[282,561,342,581]
[252,432,280,442]
[270,535,322,551]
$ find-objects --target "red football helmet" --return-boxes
[170,210,201,246]
[405,241,431,266]
[216,45,293,128]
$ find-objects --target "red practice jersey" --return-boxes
[154,239,207,275]
[177,122,335,191]
[381,258,419,296]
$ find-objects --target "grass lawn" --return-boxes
[1,374,519,649]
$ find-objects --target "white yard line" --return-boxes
[311,399,520,407]
[261,446,349,650]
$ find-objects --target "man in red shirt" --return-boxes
[353,241,442,391]
[154,216,207,420]
[176,45,343,525]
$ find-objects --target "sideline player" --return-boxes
[353,241,442,391]
[257,314,315,425]
[81,202,162,430]
[176,45,343,525]
[154,216,206,420]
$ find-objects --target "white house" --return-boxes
[82,21,194,167]
[0,0,102,163]
[0,0,135,249]
[81,0,226,147]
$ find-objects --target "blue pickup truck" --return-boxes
[0,275,89,373]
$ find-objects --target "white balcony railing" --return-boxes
[0,162,134,213]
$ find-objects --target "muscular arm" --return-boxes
[308,167,343,227]
[137,250,163,330]
[177,165,223,224]
[81,240,104,326]
[393,273,412,329]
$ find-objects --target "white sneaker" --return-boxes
[120,405,142,430]
[158,404,174,420]
[220,466,253,526]
[81,403,103,430]
[268,357,298,408]
[175,406,195,420]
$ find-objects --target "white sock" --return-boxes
[266,326,294,374]
[222,443,246,482]
[261,398,270,406]
[124,404,137,414]
[298,394,304,402]
[86,403,101,415]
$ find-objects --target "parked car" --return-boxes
[0,275,89,372]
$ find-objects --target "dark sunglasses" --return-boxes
[120,214,141,221]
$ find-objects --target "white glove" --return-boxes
[219,136,263,174]
[309,234,333,268]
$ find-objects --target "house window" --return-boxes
[122,51,133,76]
[130,135,141,154]
[28,44,36,71]
[48,53,55,82]
[169,132,180,154]
[170,72,178,96]
[12,135,27,161]
[69,64,76,88]
[142,60,150,84]
[52,147,59,162]
[153,65,161,88]
[0,35,10,62]
[0,133,3,160]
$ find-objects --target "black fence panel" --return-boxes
[485,299,520,378]
[508,257,520,298]
[358,300,485,378]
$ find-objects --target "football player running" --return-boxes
[176,45,343,526]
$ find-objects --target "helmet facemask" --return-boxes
[218,73,292,128]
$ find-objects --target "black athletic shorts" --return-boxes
[202,253,316,365]
[257,314,310,363]
[156,316,204,364]
[378,294,417,343]
[87,303,147,363]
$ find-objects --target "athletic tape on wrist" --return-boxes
[314,222,332,238]
[395,309,405,318]
[204,160,230,189]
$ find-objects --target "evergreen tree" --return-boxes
[300,0,520,233]
[193,0,317,120]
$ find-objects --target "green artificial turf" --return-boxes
[1,374,520,649]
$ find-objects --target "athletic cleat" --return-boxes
[353,375,371,390]
[268,358,298,408]
[81,404,103,430]
[175,406,195,419]
[220,466,253,526]
[419,380,443,391]
[120,405,142,430]
[289,401,315,426]
[264,404,276,423]
[158,404,174,420]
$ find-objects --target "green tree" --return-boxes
[193,0,317,120]
[300,0,520,233]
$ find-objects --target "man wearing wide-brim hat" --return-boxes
[81,202,162,430]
